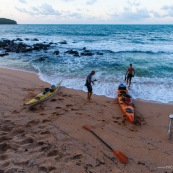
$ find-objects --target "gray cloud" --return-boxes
[150,11,161,18]
[126,0,140,7]
[15,3,61,16]
[162,5,173,17]
[86,0,97,5]
[61,0,74,2]
[39,3,60,15]
[111,8,150,23]
[19,0,27,3]
[66,12,82,18]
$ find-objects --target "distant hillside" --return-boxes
[0,18,17,24]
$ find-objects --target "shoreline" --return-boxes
[0,67,173,173]
[0,65,172,105]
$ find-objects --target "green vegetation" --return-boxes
[0,18,17,24]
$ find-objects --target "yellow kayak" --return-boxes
[25,81,62,107]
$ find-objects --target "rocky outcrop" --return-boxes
[0,18,17,24]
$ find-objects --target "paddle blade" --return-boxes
[83,124,92,131]
[113,150,128,164]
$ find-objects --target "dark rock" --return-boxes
[16,38,23,41]
[37,56,48,61]
[25,38,29,41]
[96,52,103,55]
[0,53,9,57]
[59,40,67,44]
[33,43,48,51]
[65,49,79,56]
[81,50,94,56]
[53,50,60,55]
[32,38,39,41]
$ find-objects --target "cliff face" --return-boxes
[0,18,17,24]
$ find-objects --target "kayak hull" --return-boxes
[25,82,62,107]
[117,84,135,123]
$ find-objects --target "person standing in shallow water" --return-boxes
[125,64,135,88]
[85,70,95,101]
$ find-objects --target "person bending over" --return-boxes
[85,70,95,101]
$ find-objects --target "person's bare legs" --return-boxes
[128,79,131,88]
[87,92,90,100]
[89,92,92,100]
[87,92,92,101]
[126,78,129,86]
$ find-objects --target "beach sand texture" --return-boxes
[0,67,173,173]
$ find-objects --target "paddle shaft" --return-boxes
[83,124,128,164]
[90,130,113,151]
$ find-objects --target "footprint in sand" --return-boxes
[20,137,34,144]
[40,113,46,115]
[62,94,73,98]
[11,128,25,136]
[56,106,62,109]
[12,110,19,114]
[66,104,73,107]
[5,168,18,173]
[58,98,64,101]
[42,119,50,123]
[1,162,10,169]
[55,153,64,161]
[47,149,59,157]
[0,154,8,161]
[0,121,14,132]
[26,120,40,127]
[0,136,12,142]
[39,166,56,173]
[71,108,78,111]
[40,130,51,135]
[0,143,11,153]
[75,112,82,115]
[50,99,57,102]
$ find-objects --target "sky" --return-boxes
[0,0,173,24]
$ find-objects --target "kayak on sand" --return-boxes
[117,83,135,123]
[25,81,62,107]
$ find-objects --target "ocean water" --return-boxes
[0,24,173,103]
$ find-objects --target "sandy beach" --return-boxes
[0,67,173,173]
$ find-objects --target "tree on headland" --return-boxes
[0,18,17,24]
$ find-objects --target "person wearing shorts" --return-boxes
[85,70,95,100]
[125,64,135,88]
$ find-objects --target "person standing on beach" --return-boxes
[125,64,135,88]
[85,70,95,101]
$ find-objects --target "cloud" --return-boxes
[126,0,140,7]
[86,0,97,5]
[19,0,27,3]
[65,12,82,19]
[39,3,60,15]
[111,8,150,23]
[162,5,173,17]
[150,11,161,18]
[15,3,61,16]
[61,0,74,1]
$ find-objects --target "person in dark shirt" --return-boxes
[85,70,95,100]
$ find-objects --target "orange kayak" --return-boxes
[117,84,134,123]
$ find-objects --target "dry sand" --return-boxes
[0,67,173,173]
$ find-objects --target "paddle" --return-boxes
[83,124,128,164]
[91,79,97,85]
